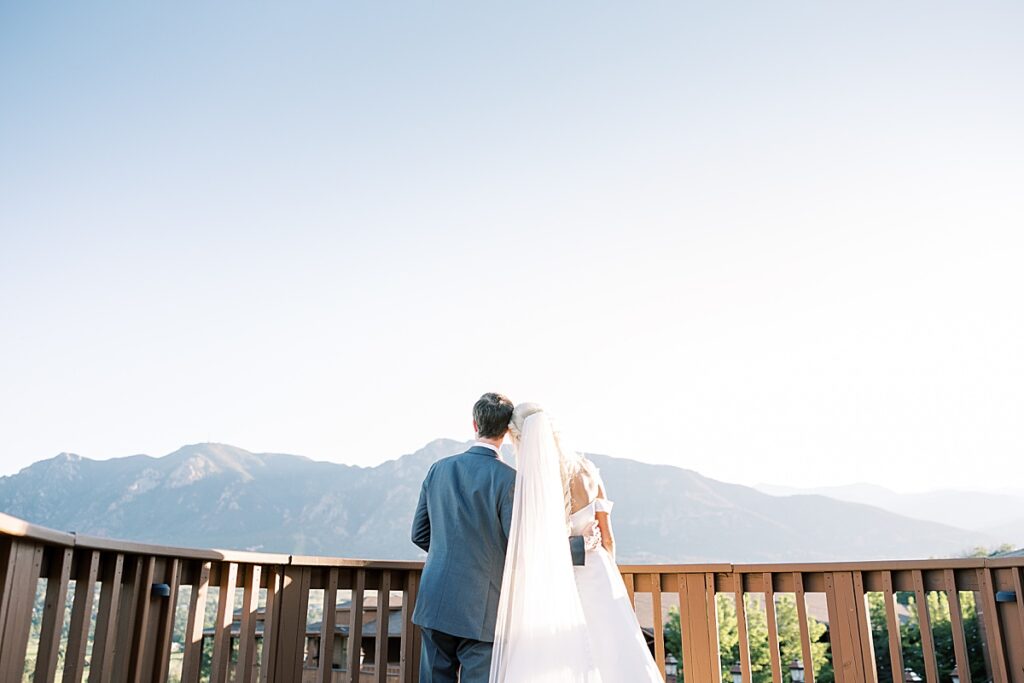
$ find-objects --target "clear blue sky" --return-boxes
[2,2,1022,492]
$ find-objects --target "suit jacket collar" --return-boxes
[466,445,500,458]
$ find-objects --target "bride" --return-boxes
[489,403,663,683]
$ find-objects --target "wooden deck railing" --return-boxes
[2,511,1022,682]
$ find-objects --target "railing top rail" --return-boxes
[0,511,412,566]
[2,511,1021,570]
[0,511,76,546]
[617,557,1014,572]
[74,531,294,564]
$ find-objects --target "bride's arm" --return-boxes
[594,485,615,558]
[595,511,614,558]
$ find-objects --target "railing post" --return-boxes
[945,568,973,683]
[374,570,393,683]
[211,561,239,683]
[319,567,339,682]
[274,565,311,682]
[0,540,44,682]
[853,571,878,683]
[35,546,74,683]
[400,569,420,683]
[127,555,159,682]
[64,549,101,683]
[912,569,939,683]
[979,567,1010,683]
[1011,566,1024,683]
[764,572,783,683]
[236,563,262,683]
[259,566,282,682]
[793,572,815,682]
[348,568,367,681]
[678,572,719,683]
[89,552,125,682]
[181,560,212,683]
[881,570,905,682]
[111,555,143,683]
[825,571,874,683]
[153,557,182,683]
[650,572,666,676]
[735,573,753,683]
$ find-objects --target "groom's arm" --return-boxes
[411,479,430,552]
[499,481,514,539]
[568,535,586,566]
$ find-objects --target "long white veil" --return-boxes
[489,411,602,683]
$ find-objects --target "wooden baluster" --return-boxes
[945,569,972,683]
[348,568,367,682]
[706,572,722,683]
[35,546,74,683]
[0,541,44,682]
[881,571,905,683]
[320,567,339,683]
[181,561,212,683]
[0,538,12,634]
[793,572,815,682]
[273,566,310,682]
[210,561,239,683]
[912,569,939,683]
[853,571,878,682]
[624,572,636,609]
[735,575,753,683]
[651,572,666,676]
[1013,566,1024,677]
[827,571,871,683]
[259,566,281,683]
[400,570,419,683]
[110,556,142,683]
[89,553,125,683]
[236,564,262,683]
[679,572,716,683]
[677,573,691,683]
[153,558,182,683]
[374,570,392,683]
[126,555,157,682]
[978,567,1009,683]
[64,549,101,683]
[763,572,783,683]
[824,572,847,683]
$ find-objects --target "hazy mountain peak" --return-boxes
[164,442,265,484]
[0,440,1007,561]
[13,451,90,479]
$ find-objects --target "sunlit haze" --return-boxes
[2,2,1022,492]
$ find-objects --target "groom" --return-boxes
[411,392,517,683]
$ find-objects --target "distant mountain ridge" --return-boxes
[755,482,1024,547]
[0,441,996,563]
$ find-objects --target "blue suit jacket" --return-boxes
[411,445,516,642]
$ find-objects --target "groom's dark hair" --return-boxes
[473,392,514,439]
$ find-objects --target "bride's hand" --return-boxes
[582,520,603,551]
[595,510,615,559]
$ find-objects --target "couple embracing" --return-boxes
[411,393,663,682]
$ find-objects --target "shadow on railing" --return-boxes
[2,512,1022,682]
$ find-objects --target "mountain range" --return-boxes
[0,441,1003,563]
[755,482,1024,548]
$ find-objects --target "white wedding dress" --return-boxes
[489,412,602,683]
[569,471,664,683]
[489,408,663,683]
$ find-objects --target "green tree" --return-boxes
[664,594,830,683]
[867,590,987,683]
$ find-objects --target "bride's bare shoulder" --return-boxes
[569,457,603,512]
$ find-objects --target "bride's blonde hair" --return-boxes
[509,402,586,526]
